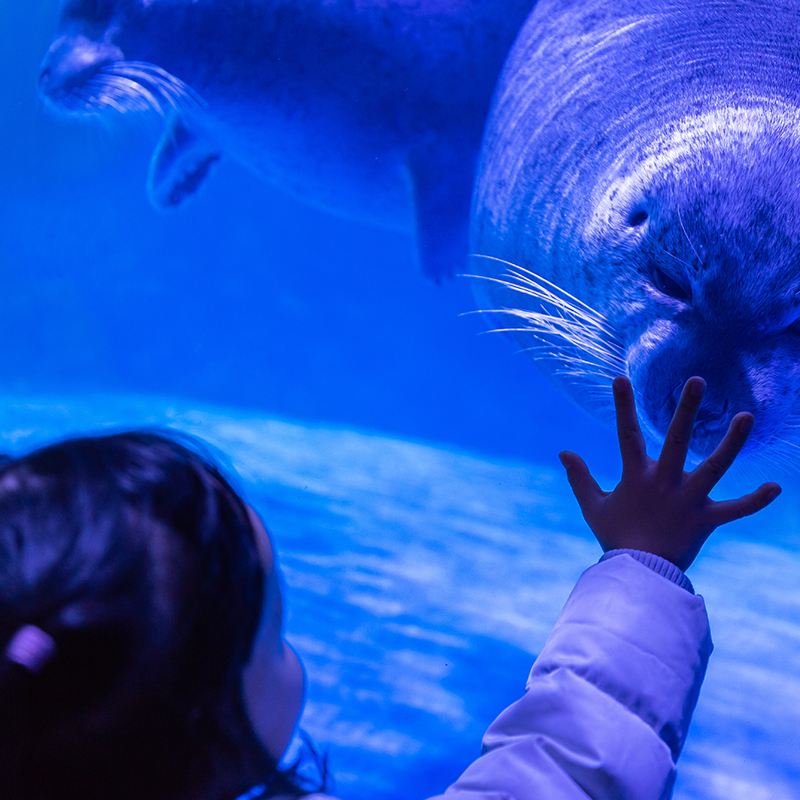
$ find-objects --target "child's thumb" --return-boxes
[558,451,601,508]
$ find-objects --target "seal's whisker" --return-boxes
[730,458,759,486]
[507,316,609,347]
[107,76,160,112]
[771,436,800,451]
[504,309,626,367]
[499,270,614,331]
[554,361,619,376]
[555,370,620,384]
[62,61,207,118]
[654,240,694,271]
[70,87,100,112]
[103,61,206,111]
[491,282,619,333]
[467,255,628,423]
[496,291,623,357]
[485,324,625,377]
[506,304,614,336]
[513,337,621,374]
[516,347,618,376]
[743,436,800,476]
[766,449,798,474]
[84,82,131,114]
[484,320,616,351]
[469,256,613,322]
[500,328,625,377]
[677,206,704,268]
[121,62,204,100]
[83,73,161,114]
[768,438,800,467]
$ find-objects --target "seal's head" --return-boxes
[472,0,800,463]
[38,0,200,117]
[38,1,228,211]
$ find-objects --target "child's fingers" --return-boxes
[657,377,705,481]
[559,451,603,513]
[689,412,754,496]
[708,482,782,526]
[612,377,647,471]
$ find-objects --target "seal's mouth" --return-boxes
[39,59,203,118]
[628,343,800,466]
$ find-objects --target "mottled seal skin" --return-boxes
[38,0,532,281]
[472,0,800,460]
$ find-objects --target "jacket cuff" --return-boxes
[600,549,695,594]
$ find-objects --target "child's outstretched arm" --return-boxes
[428,376,780,800]
[559,375,781,570]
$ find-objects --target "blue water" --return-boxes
[2,3,800,799]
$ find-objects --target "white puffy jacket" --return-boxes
[427,552,713,800]
[293,551,713,800]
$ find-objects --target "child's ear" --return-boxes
[246,506,274,574]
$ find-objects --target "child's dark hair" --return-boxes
[0,431,308,800]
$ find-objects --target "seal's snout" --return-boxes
[661,381,734,447]
[629,323,763,458]
[38,35,123,105]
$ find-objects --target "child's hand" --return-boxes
[558,376,782,571]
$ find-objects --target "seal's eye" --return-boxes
[65,0,114,23]
[649,263,692,301]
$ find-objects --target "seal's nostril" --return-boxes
[628,208,649,227]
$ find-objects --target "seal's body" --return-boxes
[39,0,532,281]
[472,0,800,459]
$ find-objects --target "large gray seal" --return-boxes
[472,0,800,460]
[38,0,532,281]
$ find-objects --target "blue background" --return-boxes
[2,3,800,800]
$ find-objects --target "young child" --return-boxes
[0,377,780,800]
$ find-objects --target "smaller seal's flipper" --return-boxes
[408,141,474,283]
[147,116,222,209]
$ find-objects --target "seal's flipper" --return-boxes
[147,117,221,209]
[408,143,474,283]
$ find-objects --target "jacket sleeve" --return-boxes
[427,554,714,800]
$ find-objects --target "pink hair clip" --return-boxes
[5,625,57,673]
